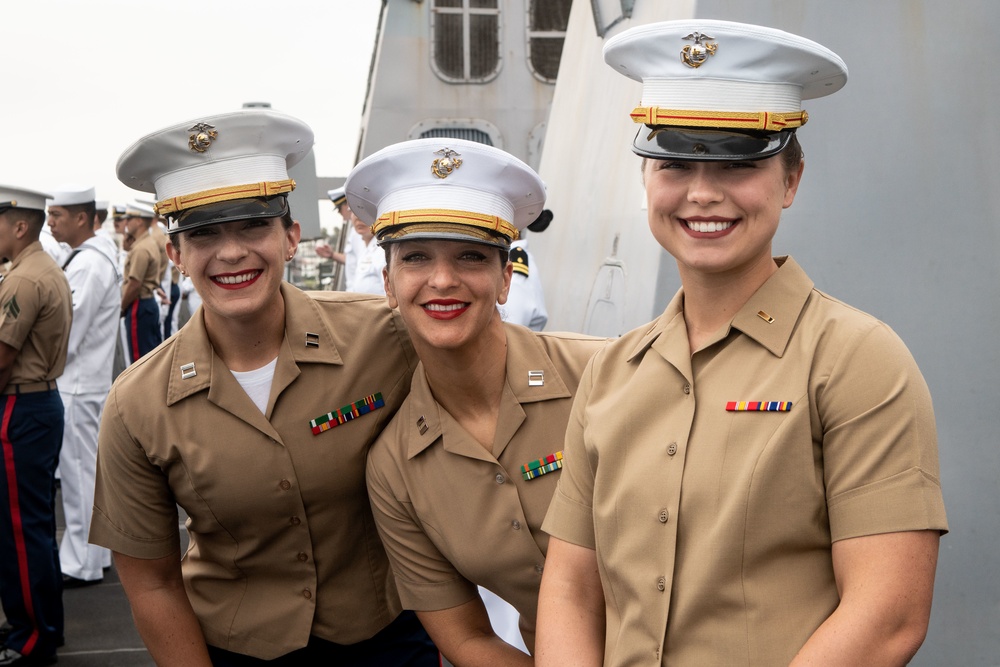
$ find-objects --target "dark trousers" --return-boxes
[163,282,180,339]
[0,391,64,658]
[207,610,439,666]
[124,296,162,363]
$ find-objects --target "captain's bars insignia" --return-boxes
[726,401,792,412]
[521,451,564,481]
[310,393,385,435]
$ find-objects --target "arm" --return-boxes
[114,550,212,666]
[417,598,533,667]
[790,530,940,666]
[0,340,16,391]
[535,537,605,667]
[121,277,141,312]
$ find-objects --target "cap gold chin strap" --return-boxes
[630,106,808,132]
[155,179,295,216]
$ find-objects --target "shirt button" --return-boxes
[658,509,669,523]
[303,589,312,600]
[279,479,291,491]
[495,473,506,484]
[289,516,301,526]
[657,577,666,592]
[297,552,308,562]
[667,443,677,456]
[511,520,521,530]
[682,383,691,395]
[535,564,544,575]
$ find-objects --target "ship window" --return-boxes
[527,0,572,82]
[431,0,501,83]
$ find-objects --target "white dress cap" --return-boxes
[116,109,314,231]
[48,184,96,207]
[327,187,347,206]
[345,138,545,248]
[604,19,847,132]
[124,200,156,218]
[0,185,55,212]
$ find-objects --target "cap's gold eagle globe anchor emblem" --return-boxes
[188,123,219,153]
[680,32,718,68]
[431,148,463,179]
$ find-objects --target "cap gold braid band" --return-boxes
[155,179,296,215]
[630,106,808,131]
[372,208,520,243]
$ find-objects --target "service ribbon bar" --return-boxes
[521,451,564,481]
[726,401,792,412]
[311,393,385,435]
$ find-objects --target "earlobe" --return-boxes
[383,268,398,309]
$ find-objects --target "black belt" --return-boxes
[1,380,58,395]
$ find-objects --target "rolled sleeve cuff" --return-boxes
[828,467,949,542]
[541,487,597,550]
[394,575,478,612]
[89,507,181,559]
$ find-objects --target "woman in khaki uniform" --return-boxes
[90,110,438,665]
[537,20,948,667]
[347,139,604,665]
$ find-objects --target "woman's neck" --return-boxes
[417,318,508,444]
[204,302,286,372]
[679,255,778,354]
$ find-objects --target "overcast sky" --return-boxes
[1,1,381,224]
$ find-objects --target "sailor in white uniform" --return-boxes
[46,185,120,585]
[501,210,551,331]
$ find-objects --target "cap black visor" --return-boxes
[168,196,289,234]
[632,126,794,161]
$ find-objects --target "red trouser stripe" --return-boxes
[0,396,40,654]
[129,299,140,362]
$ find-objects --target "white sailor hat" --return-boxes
[124,200,155,219]
[327,187,347,207]
[604,20,848,161]
[48,184,96,207]
[0,185,53,213]
[95,200,109,210]
[345,138,545,249]
[116,109,314,234]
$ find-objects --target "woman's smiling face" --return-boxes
[384,238,512,352]
[167,216,299,326]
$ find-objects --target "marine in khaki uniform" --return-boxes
[91,109,438,665]
[537,21,948,667]
[347,139,605,665]
[0,186,72,666]
[119,202,162,362]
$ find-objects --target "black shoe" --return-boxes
[61,575,102,589]
[0,646,57,666]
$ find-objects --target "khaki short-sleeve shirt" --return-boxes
[544,256,948,666]
[91,286,418,659]
[123,232,161,299]
[0,241,72,383]
[367,324,604,651]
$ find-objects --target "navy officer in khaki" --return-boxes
[90,109,438,665]
[350,139,605,665]
[0,186,72,666]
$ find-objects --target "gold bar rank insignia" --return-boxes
[521,451,564,481]
[310,393,385,435]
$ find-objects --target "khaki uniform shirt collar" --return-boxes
[10,241,42,271]
[631,256,815,366]
[166,284,344,433]
[405,323,572,460]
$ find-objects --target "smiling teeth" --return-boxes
[425,303,465,312]
[686,220,733,233]
[216,272,259,285]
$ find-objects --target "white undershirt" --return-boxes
[230,357,278,414]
